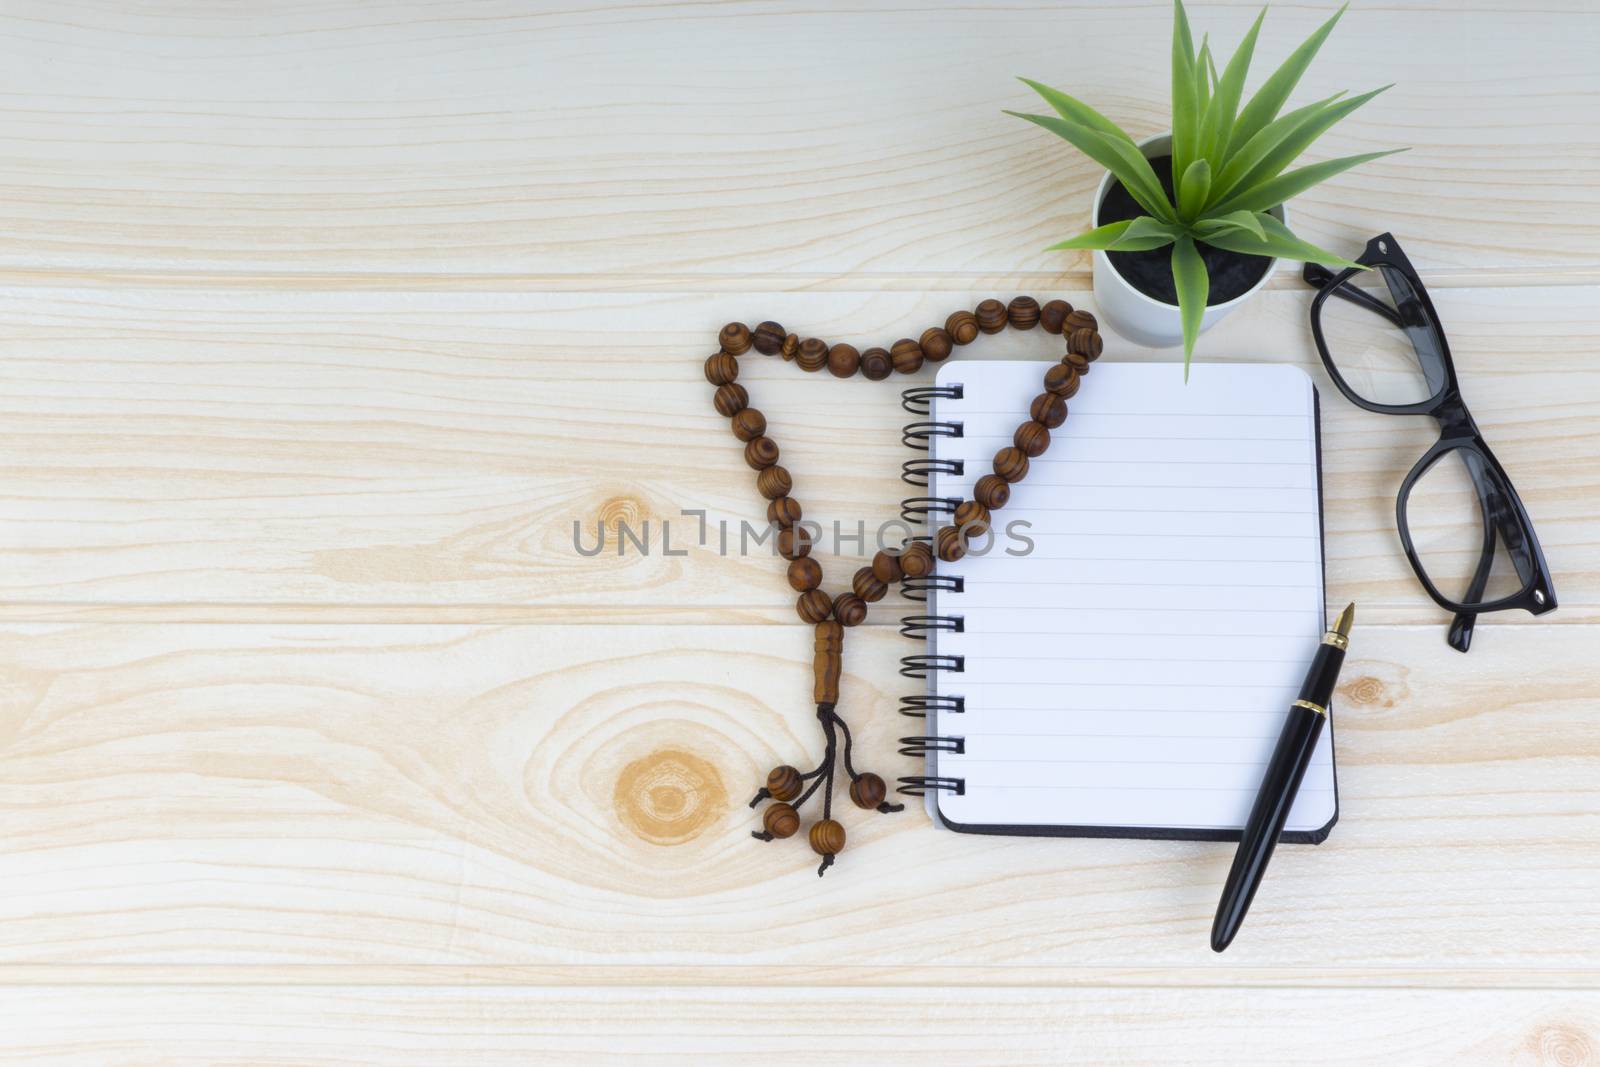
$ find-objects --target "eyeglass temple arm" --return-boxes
[1447,463,1510,654]
[1303,263,1406,329]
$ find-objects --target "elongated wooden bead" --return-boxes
[935,524,966,562]
[1014,420,1051,457]
[1068,327,1103,360]
[852,566,888,602]
[871,549,903,584]
[849,773,887,809]
[899,540,934,578]
[890,338,924,375]
[753,320,785,355]
[763,802,800,838]
[919,327,953,363]
[1064,308,1098,333]
[833,592,868,627]
[952,499,990,530]
[975,298,1007,334]
[974,473,1010,510]
[860,347,892,381]
[945,310,980,345]
[718,322,752,355]
[777,526,812,560]
[713,382,749,416]
[813,620,843,704]
[810,818,846,856]
[704,352,739,385]
[767,764,803,801]
[993,446,1029,483]
[827,342,860,378]
[731,408,767,442]
[767,496,801,527]
[1044,362,1081,398]
[744,436,779,470]
[797,588,833,623]
[1030,392,1068,428]
[757,465,792,499]
[1007,295,1041,329]
[788,556,822,591]
[796,336,829,372]
[1040,299,1072,334]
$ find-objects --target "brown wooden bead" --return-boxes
[935,524,966,563]
[767,496,801,527]
[1068,326,1103,360]
[1014,420,1051,457]
[777,525,812,560]
[852,566,888,602]
[809,818,846,856]
[731,407,766,442]
[898,540,934,578]
[813,620,843,704]
[974,473,1011,510]
[871,549,903,584]
[975,298,1007,334]
[718,322,752,355]
[945,310,980,345]
[993,446,1029,483]
[1063,351,1090,374]
[787,556,822,592]
[860,347,892,380]
[713,382,749,417]
[767,764,803,802]
[833,592,868,627]
[1030,392,1068,428]
[953,499,990,530]
[752,321,785,356]
[781,333,799,361]
[704,352,739,385]
[796,336,829,372]
[849,773,887,809]
[1040,299,1073,334]
[890,338,924,375]
[1064,308,1098,333]
[744,436,780,470]
[1007,295,1041,330]
[757,465,792,500]
[1044,362,1081,398]
[796,588,832,623]
[827,342,860,378]
[763,802,800,838]
[919,327,954,363]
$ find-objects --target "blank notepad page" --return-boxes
[927,361,1335,837]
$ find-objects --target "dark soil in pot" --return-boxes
[1097,153,1273,307]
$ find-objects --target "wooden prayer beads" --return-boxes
[711,297,1104,877]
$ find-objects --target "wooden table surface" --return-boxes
[3,1,1598,1063]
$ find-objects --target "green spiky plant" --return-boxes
[1010,1,1403,375]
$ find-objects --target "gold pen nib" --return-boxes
[1333,602,1356,639]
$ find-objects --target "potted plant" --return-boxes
[1011,0,1403,374]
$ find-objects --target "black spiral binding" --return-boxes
[896,381,966,799]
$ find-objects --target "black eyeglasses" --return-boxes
[1303,232,1556,653]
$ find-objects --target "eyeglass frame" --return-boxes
[1302,232,1557,653]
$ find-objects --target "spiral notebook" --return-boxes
[900,360,1337,843]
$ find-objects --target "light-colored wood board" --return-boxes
[0,621,1595,977]
[0,1,1595,280]
[2,985,1598,1066]
[3,285,1594,624]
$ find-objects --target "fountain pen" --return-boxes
[1211,602,1354,953]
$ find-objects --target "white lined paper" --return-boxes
[927,361,1335,835]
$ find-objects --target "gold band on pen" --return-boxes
[1321,632,1349,651]
[1291,698,1328,716]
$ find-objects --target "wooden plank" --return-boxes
[0,621,1595,977]
[2,985,1598,1065]
[3,285,1594,624]
[0,1,1594,281]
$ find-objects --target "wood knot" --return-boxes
[613,748,727,846]
[596,494,647,532]
[1341,675,1389,706]
[1533,1024,1595,1067]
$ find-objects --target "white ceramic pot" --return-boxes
[1090,133,1285,349]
